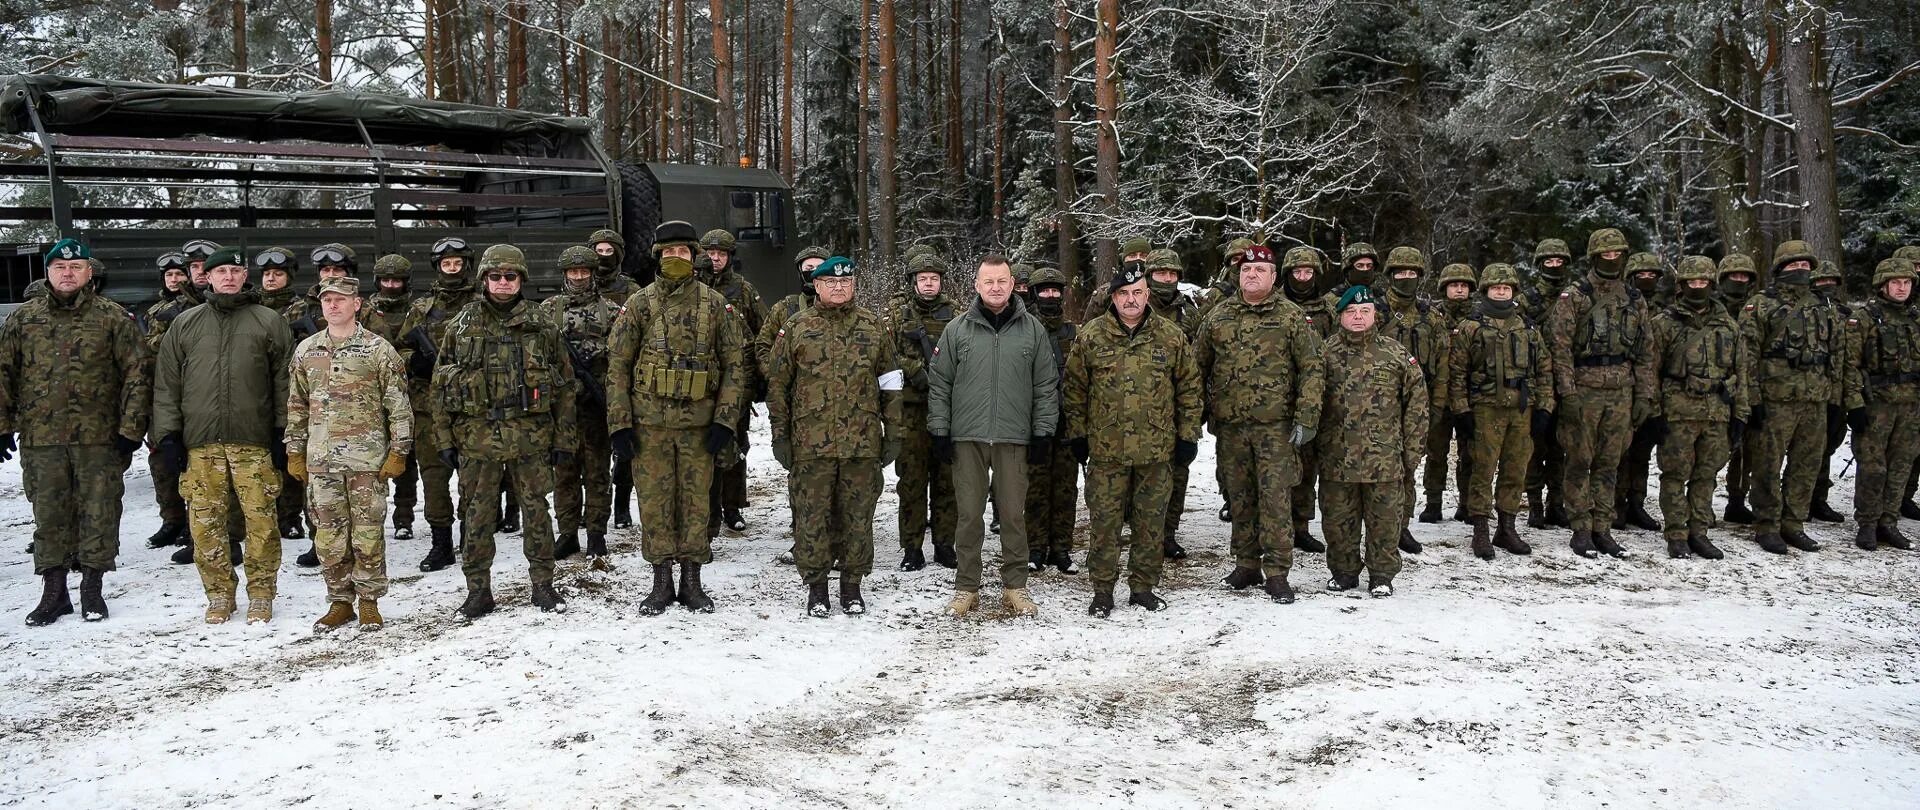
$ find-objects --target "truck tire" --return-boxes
[616,161,661,285]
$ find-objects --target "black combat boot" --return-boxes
[1293,529,1325,554]
[1621,499,1662,531]
[899,545,927,571]
[932,543,958,569]
[1494,512,1531,555]
[1688,533,1724,560]
[457,585,496,619]
[171,537,194,565]
[554,531,582,560]
[1452,503,1469,523]
[1162,536,1188,560]
[1753,532,1790,554]
[79,567,107,621]
[587,532,609,557]
[392,513,414,540]
[723,508,747,532]
[1569,529,1598,558]
[25,568,72,627]
[1854,524,1877,551]
[1127,590,1169,611]
[1877,524,1914,551]
[419,525,456,572]
[1723,495,1755,524]
[839,577,865,615]
[1527,490,1548,529]
[1545,493,1571,528]
[677,563,715,613]
[1399,529,1423,554]
[639,563,677,616]
[1088,588,1116,618]
[806,582,831,617]
[1611,510,1627,531]
[281,517,305,540]
[1222,566,1264,590]
[530,578,567,613]
[613,482,634,529]
[1049,549,1077,574]
[1666,536,1691,558]
[1807,481,1843,523]
[296,542,319,568]
[1903,499,1920,522]
[147,522,187,549]
[1782,529,1819,552]
[1326,572,1360,592]
[1028,547,1047,572]
[1418,501,1443,524]
[1470,516,1496,561]
[1591,528,1628,558]
[1263,576,1296,604]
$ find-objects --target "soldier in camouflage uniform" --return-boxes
[1716,253,1763,524]
[255,247,299,313]
[540,246,620,564]
[699,229,769,536]
[1614,251,1670,533]
[1080,235,1154,320]
[363,254,418,539]
[249,246,312,552]
[1805,260,1852,524]
[1378,246,1445,555]
[1849,257,1920,551]
[1647,256,1748,560]
[1065,262,1202,616]
[1524,239,1573,528]
[1319,287,1426,596]
[1192,245,1323,603]
[1890,246,1920,520]
[767,256,903,616]
[1420,262,1478,528]
[607,221,748,616]
[1195,237,1252,327]
[891,250,962,571]
[432,244,578,618]
[1144,248,1201,558]
[1739,240,1858,554]
[182,239,221,294]
[1279,246,1333,554]
[142,251,197,552]
[403,237,481,571]
[1322,242,1380,305]
[286,278,412,632]
[1449,263,1551,561]
[1546,228,1655,558]
[589,229,640,528]
[1024,266,1081,574]
[0,239,149,626]
[285,244,363,559]
[756,246,833,565]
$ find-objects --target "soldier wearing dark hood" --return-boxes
[1613,251,1671,534]
[403,236,482,571]
[541,246,622,565]
[1524,238,1573,529]
[1647,256,1747,560]
[1848,257,1920,552]
[698,228,769,538]
[1716,253,1762,525]
[1278,246,1332,556]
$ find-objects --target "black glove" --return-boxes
[1530,409,1553,441]
[933,435,956,465]
[0,432,13,464]
[611,428,636,462]
[156,433,187,474]
[1174,439,1198,467]
[1749,403,1767,432]
[407,347,436,380]
[1847,406,1868,436]
[1027,436,1052,465]
[1644,415,1669,443]
[704,423,734,456]
[111,433,142,457]
[1728,417,1747,447]
[269,429,288,472]
[1069,437,1090,465]
[551,449,575,467]
[752,378,769,404]
[438,447,460,470]
[1453,412,1474,442]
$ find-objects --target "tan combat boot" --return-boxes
[1003,588,1038,617]
[205,596,235,625]
[246,599,274,625]
[312,601,355,633]
[357,599,384,632]
[946,590,979,617]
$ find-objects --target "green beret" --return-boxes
[204,247,247,272]
[811,256,856,280]
[1335,285,1376,312]
[45,238,89,263]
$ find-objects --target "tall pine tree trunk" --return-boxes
[876,0,899,269]
[782,0,796,180]
[507,1,528,108]
[1051,0,1080,307]
[1092,0,1122,285]
[856,0,872,261]
[232,0,248,88]
[712,0,740,165]
[1779,2,1841,261]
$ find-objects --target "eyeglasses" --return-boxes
[156,252,189,270]
[484,272,519,283]
[182,239,221,257]
[254,249,292,268]
[432,237,468,255]
[311,247,349,264]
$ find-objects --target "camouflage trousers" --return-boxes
[456,456,556,590]
[1557,387,1632,531]
[1423,410,1470,511]
[1165,463,1189,541]
[1658,419,1730,542]
[790,457,882,585]
[555,406,613,535]
[1291,441,1320,528]
[1851,401,1920,528]
[183,443,282,602]
[411,411,457,528]
[22,444,128,575]
[1616,420,1660,504]
[952,442,1030,591]
[897,403,958,549]
[1526,411,1567,508]
[1024,434,1079,556]
[634,426,716,565]
[1750,400,1824,534]
[1216,423,1299,577]
[1085,459,1170,592]
[309,472,389,602]
[149,447,187,527]
[1320,478,1405,582]
[1725,425,1758,503]
[1466,406,1533,518]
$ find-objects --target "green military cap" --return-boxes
[1222,237,1254,257]
[1119,235,1152,256]
[1479,263,1521,288]
[1145,248,1182,273]
[1533,239,1572,262]
[1627,252,1664,275]
[1718,254,1757,279]
[1674,255,1717,282]
[479,244,527,275]
[1437,262,1477,288]
[700,229,737,252]
[204,247,247,272]
[317,277,360,297]
[44,237,89,264]
[1384,245,1426,273]
[1586,228,1629,256]
[1335,285,1376,311]
[374,253,412,279]
[558,245,598,270]
[1343,242,1379,265]
[811,256,857,279]
[1030,265,1067,289]
[1771,240,1816,272]
[653,220,699,253]
[1873,257,1917,287]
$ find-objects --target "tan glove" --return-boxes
[286,452,308,483]
[378,451,408,481]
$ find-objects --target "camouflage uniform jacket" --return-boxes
[757,291,815,372]
[540,285,622,383]
[1739,285,1860,408]
[1447,307,1552,414]
[890,294,960,405]
[1063,312,1203,465]
[1520,279,1561,327]
[363,292,412,347]
[703,268,770,393]
[399,280,482,409]
[430,297,579,462]
[286,324,413,472]
[1191,293,1324,432]
[1647,299,1749,422]
[0,285,150,446]
[599,274,639,308]
[1286,286,1338,339]
[1850,296,1920,404]
[142,286,200,349]
[606,277,747,432]
[1036,311,1077,436]
[767,303,902,461]
[1148,290,1201,338]
[1318,329,1429,483]
[1381,289,1451,411]
[1546,276,1656,401]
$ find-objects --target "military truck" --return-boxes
[0,75,799,318]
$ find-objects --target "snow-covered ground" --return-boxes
[2,419,1916,809]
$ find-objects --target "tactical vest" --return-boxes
[440,314,562,421]
[1466,315,1537,406]
[1758,292,1838,370]
[1863,300,1920,387]
[1660,315,1737,402]
[900,299,956,363]
[1571,280,1639,367]
[634,285,721,401]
